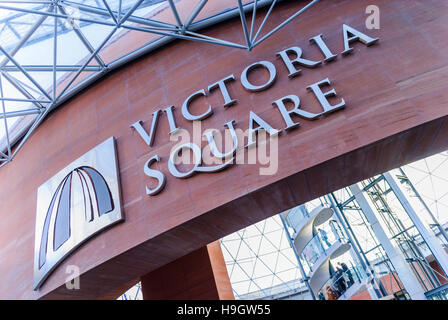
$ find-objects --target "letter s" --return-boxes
[144,155,166,196]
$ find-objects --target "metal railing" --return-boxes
[425,283,448,300]
[238,279,308,300]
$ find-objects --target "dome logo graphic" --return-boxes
[33,137,123,290]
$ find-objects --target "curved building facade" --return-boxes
[0,0,447,299]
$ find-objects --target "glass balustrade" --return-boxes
[285,206,310,233]
[299,227,347,275]
[425,283,448,300]
[317,264,368,300]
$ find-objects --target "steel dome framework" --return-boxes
[0,0,319,167]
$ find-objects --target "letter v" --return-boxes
[130,110,161,147]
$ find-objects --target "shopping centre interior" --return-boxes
[120,150,448,300]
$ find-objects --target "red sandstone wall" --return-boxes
[140,241,234,300]
[0,0,447,299]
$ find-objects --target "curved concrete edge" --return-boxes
[292,206,334,253]
[308,240,351,294]
[338,278,371,300]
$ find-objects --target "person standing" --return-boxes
[339,262,354,287]
[318,228,331,248]
[335,266,346,295]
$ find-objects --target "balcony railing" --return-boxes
[238,279,308,300]
[317,265,368,300]
[425,283,448,300]
[285,206,310,233]
[299,223,346,275]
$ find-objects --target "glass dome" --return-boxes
[0,0,319,167]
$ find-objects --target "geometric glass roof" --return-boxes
[0,0,319,167]
[220,215,304,299]
[400,151,448,226]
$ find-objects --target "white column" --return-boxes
[349,183,427,300]
[384,172,448,277]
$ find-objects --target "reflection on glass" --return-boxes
[318,264,368,300]
[300,224,347,275]
[285,205,309,232]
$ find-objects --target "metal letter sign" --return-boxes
[33,137,123,290]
